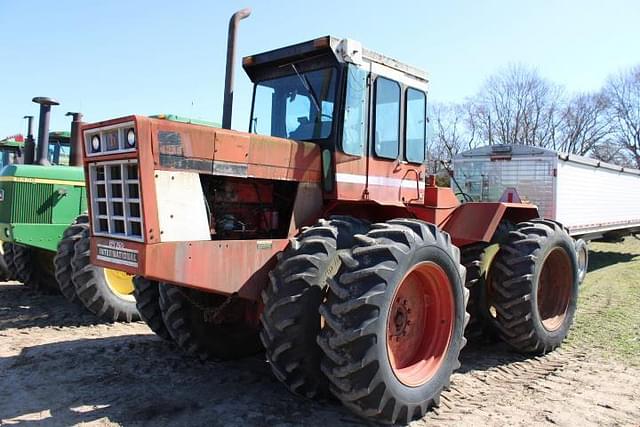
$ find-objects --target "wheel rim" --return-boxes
[577,245,587,277]
[387,261,454,387]
[537,247,573,331]
[103,268,135,301]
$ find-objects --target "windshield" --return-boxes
[251,67,337,140]
[48,139,71,166]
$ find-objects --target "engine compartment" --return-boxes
[200,175,297,240]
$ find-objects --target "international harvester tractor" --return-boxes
[80,10,579,424]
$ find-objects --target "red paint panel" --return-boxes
[144,239,289,300]
[247,134,321,182]
[440,202,538,247]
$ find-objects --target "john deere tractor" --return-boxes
[0,97,140,321]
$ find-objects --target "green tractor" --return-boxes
[0,97,139,321]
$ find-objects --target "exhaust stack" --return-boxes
[222,7,251,130]
[66,112,84,167]
[32,96,60,166]
[23,115,35,164]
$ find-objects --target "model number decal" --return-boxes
[96,243,139,267]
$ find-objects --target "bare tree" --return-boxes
[604,65,640,167]
[466,64,563,148]
[427,103,476,174]
[557,92,611,155]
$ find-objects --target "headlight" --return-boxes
[126,128,136,147]
[91,135,101,152]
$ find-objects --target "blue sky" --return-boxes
[1,0,639,136]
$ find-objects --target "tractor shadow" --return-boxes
[0,335,363,426]
[587,249,638,273]
[0,282,112,330]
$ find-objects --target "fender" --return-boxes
[440,202,540,247]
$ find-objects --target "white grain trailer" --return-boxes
[452,144,640,241]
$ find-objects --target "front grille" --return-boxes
[0,182,54,224]
[89,160,144,241]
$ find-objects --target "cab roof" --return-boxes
[242,35,428,84]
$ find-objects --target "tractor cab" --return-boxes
[47,131,71,165]
[244,36,429,205]
[0,135,25,167]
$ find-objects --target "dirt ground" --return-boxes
[1,239,639,426]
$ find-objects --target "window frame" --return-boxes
[404,87,427,164]
[372,76,401,160]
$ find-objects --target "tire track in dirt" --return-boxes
[2,282,640,426]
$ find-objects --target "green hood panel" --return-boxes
[0,164,84,182]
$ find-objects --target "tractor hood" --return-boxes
[0,164,84,183]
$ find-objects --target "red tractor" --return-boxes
[79,11,579,424]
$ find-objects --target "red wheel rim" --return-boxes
[387,261,455,387]
[537,247,573,331]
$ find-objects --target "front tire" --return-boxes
[318,219,468,424]
[159,284,262,360]
[54,215,89,303]
[134,276,171,340]
[2,242,18,281]
[71,232,140,322]
[13,245,58,292]
[261,216,369,398]
[491,219,578,354]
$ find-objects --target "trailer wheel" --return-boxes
[54,215,89,303]
[71,232,140,322]
[574,239,588,284]
[461,243,499,341]
[492,219,578,353]
[318,219,468,424]
[13,245,58,292]
[134,276,171,340]
[159,283,262,360]
[261,216,370,398]
[0,242,14,281]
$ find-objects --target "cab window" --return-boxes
[251,68,337,141]
[373,77,400,159]
[405,88,426,163]
[342,65,367,156]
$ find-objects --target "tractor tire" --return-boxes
[133,276,171,340]
[159,283,262,360]
[575,239,588,284]
[71,232,140,322]
[491,219,579,354]
[54,214,89,304]
[261,216,370,398]
[318,219,468,424]
[2,242,18,281]
[461,243,496,341]
[13,245,58,292]
[0,242,12,281]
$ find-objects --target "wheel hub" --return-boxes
[387,261,454,387]
[103,268,135,301]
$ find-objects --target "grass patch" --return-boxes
[567,237,640,366]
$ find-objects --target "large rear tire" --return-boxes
[134,276,171,340]
[2,242,18,281]
[491,219,578,354]
[261,216,369,398]
[54,215,89,304]
[159,283,262,360]
[318,219,468,424]
[13,245,58,292]
[71,233,140,322]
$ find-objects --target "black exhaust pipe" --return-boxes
[23,115,35,164]
[33,97,60,166]
[66,112,84,167]
[222,8,251,130]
